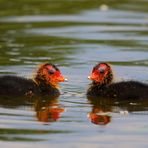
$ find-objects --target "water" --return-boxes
[0,0,148,147]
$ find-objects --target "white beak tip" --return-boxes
[88,76,91,79]
[64,78,68,81]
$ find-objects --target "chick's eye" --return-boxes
[48,69,55,74]
[98,68,105,74]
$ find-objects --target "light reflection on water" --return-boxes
[0,0,148,147]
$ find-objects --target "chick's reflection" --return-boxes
[35,97,65,123]
[88,108,111,125]
[87,97,112,125]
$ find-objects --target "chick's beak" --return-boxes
[57,75,68,82]
[88,73,97,81]
[88,76,91,79]
[64,78,68,81]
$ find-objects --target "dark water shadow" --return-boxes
[0,94,65,123]
[87,96,148,126]
[0,95,68,141]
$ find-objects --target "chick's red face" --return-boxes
[88,63,109,83]
[42,65,66,86]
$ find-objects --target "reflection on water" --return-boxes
[87,109,111,125]
[0,95,68,141]
[0,0,148,147]
[0,94,65,123]
[35,97,65,123]
[87,96,148,126]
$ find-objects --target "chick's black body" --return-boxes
[87,81,148,100]
[0,75,60,97]
[0,76,37,95]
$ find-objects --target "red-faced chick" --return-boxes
[0,63,67,98]
[87,63,148,100]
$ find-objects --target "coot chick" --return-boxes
[0,63,67,97]
[87,63,148,100]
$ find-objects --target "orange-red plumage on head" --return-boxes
[34,63,66,87]
[88,63,113,85]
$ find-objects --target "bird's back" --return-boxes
[87,81,148,100]
[105,81,148,100]
[0,75,39,96]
